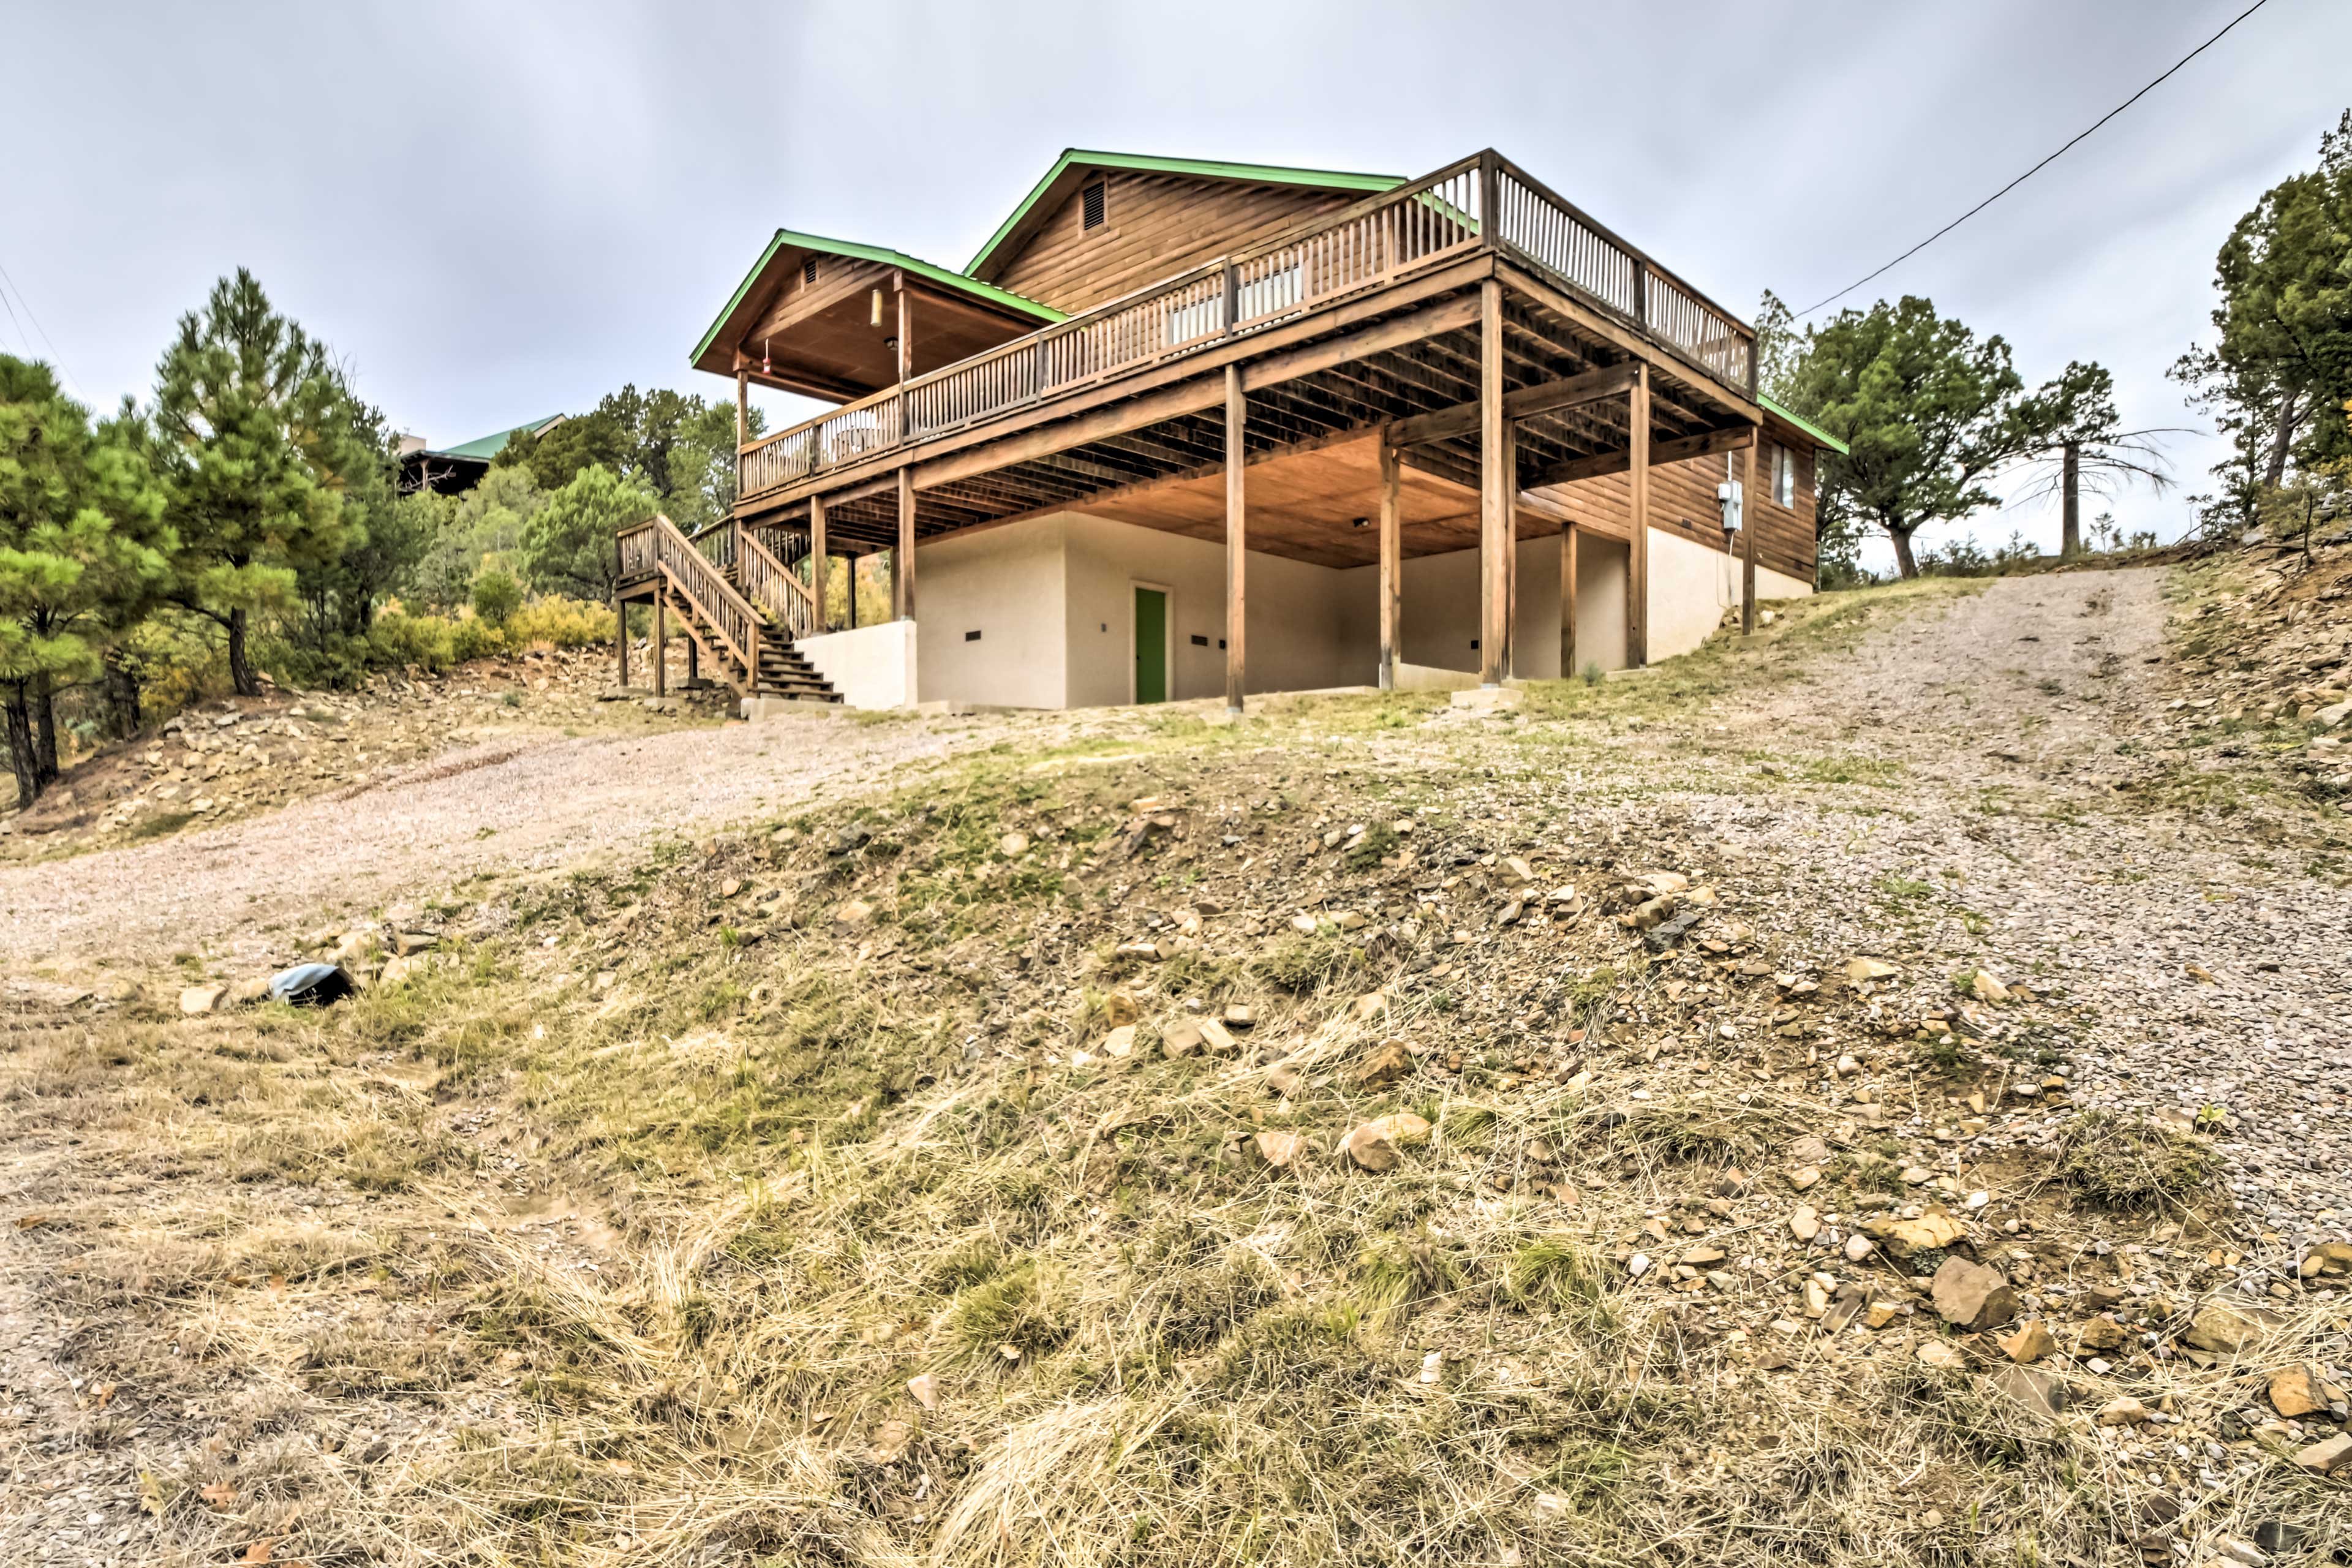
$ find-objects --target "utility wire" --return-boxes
[1793,0,2274,318]
[0,255,82,398]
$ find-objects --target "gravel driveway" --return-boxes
[1723,568,2349,1243]
[1,709,1017,973]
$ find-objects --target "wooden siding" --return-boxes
[990,171,1366,315]
[1545,435,1815,585]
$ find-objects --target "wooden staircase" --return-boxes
[617,514,841,705]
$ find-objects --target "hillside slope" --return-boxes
[2,568,2346,1568]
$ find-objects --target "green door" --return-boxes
[1134,587,1167,704]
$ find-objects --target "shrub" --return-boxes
[470,560,524,627]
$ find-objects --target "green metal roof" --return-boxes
[965,150,1404,279]
[435,413,564,462]
[1760,394,1848,456]
[692,230,1063,371]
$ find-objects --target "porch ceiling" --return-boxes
[741,279,1045,402]
[1079,434,1594,570]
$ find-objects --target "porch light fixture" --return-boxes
[761,337,771,375]
[1351,516,1369,529]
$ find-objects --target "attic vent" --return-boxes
[802,257,820,287]
[1081,179,1106,232]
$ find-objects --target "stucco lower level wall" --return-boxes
[1645,526,1815,663]
[1329,532,1632,680]
[801,620,916,710]
[905,514,1807,709]
[913,518,1067,709]
[1059,514,1355,704]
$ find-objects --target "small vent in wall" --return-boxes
[1082,179,1106,231]
[964,629,982,642]
[1189,634,1208,647]
[802,257,820,287]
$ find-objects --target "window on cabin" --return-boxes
[1082,179,1106,231]
[802,257,819,287]
[1773,444,1796,507]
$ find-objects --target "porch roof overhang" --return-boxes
[1760,394,1848,456]
[690,230,1063,395]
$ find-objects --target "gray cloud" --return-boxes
[7,0,2346,570]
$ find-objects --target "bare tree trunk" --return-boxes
[102,654,143,739]
[1889,527,1919,579]
[2264,388,2302,488]
[2060,441,2082,557]
[227,606,258,698]
[32,673,59,782]
[5,685,47,810]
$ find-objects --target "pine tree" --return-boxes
[0,356,171,807]
[153,270,349,695]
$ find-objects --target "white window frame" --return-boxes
[1773,444,1796,507]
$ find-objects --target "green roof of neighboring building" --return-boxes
[1760,394,1847,456]
[692,230,1063,371]
[965,150,1404,279]
[434,414,564,462]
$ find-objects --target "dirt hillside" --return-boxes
[1,563,2346,1568]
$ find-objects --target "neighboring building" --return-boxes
[397,413,567,495]
[617,149,1845,710]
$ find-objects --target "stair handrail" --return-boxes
[644,513,764,688]
[736,522,819,643]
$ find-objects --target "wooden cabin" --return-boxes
[616,149,1845,710]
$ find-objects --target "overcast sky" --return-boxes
[9,0,2349,572]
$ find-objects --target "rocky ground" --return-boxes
[0,641,731,864]
[0,559,2346,1567]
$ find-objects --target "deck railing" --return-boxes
[617,514,765,686]
[734,151,1755,502]
[736,521,820,642]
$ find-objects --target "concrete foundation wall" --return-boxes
[801,619,916,710]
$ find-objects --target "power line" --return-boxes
[0,255,82,399]
[1793,0,2274,318]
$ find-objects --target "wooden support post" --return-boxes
[1741,438,1759,635]
[1224,363,1246,714]
[1377,435,1401,690]
[615,594,628,689]
[1477,276,1509,686]
[687,633,698,684]
[1627,363,1650,668]
[1560,522,1579,679]
[734,365,748,448]
[1501,414,1518,678]
[895,466,915,620]
[897,281,914,382]
[848,554,859,629]
[809,493,829,636]
[652,591,667,698]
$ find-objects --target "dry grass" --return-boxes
[1,584,2343,1566]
